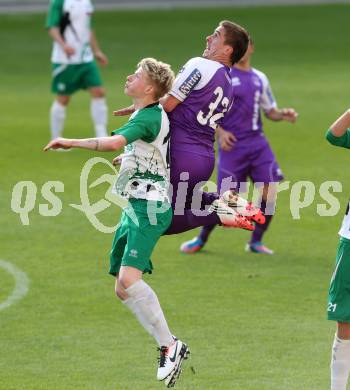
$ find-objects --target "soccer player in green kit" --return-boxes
[326,108,350,390]
[44,58,190,388]
[46,0,109,140]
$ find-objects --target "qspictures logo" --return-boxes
[9,157,344,233]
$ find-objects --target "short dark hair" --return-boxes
[220,20,249,65]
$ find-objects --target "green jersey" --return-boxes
[46,0,94,64]
[326,128,350,149]
[112,103,171,203]
[326,128,350,239]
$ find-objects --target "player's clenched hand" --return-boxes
[113,105,135,116]
[282,108,298,123]
[44,138,73,151]
[218,126,236,151]
[112,154,124,166]
[62,44,75,57]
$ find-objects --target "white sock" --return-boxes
[122,296,154,337]
[91,97,108,137]
[331,335,350,390]
[125,280,173,347]
[50,100,66,139]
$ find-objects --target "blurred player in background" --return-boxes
[46,0,108,141]
[115,21,262,234]
[181,39,298,254]
[44,58,190,388]
[326,108,350,390]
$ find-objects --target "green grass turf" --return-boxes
[1,3,350,389]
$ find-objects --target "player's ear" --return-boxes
[145,84,154,96]
[224,45,233,59]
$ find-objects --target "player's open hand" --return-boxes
[113,105,135,116]
[44,138,73,151]
[282,108,298,123]
[218,126,236,151]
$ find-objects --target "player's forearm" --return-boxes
[266,107,298,123]
[90,30,101,55]
[329,109,350,137]
[48,27,65,48]
[265,108,285,121]
[71,136,127,151]
[161,94,181,113]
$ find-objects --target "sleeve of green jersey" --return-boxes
[46,0,64,28]
[326,128,350,149]
[111,108,161,144]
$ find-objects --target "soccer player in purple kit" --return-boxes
[163,20,254,234]
[181,39,298,254]
[114,21,264,234]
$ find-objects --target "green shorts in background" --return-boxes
[51,61,102,95]
[327,237,350,322]
[109,198,172,276]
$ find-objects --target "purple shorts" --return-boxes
[217,139,284,192]
[170,148,216,210]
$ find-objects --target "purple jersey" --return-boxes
[218,67,283,187]
[169,57,234,157]
[222,67,277,143]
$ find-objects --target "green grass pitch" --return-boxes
[1,3,350,389]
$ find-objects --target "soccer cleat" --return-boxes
[222,190,265,224]
[180,237,205,253]
[164,342,190,388]
[157,339,189,382]
[209,200,254,231]
[245,241,274,255]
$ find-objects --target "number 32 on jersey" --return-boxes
[197,86,230,129]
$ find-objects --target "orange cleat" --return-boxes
[222,191,265,224]
[209,200,255,231]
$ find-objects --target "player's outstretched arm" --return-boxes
[329,109,350,137]
[266,107,298,123]
[43,135,127,152]
[113,105,135,116]
[160,94,181,113]
[326,109,350,149]
[112,95,181,116]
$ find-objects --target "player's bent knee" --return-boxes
[118,275,133,290]
[90,87,105,98]
[56,95,70,106]
[337,322,350,339]
[115,283,127,300]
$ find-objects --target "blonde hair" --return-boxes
[138,58,175,100]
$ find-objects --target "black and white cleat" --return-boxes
[165,343,190,388]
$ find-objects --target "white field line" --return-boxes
[0,259,30,312]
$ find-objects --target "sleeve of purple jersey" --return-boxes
[259,72,278,113]
[169,57,203,102]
